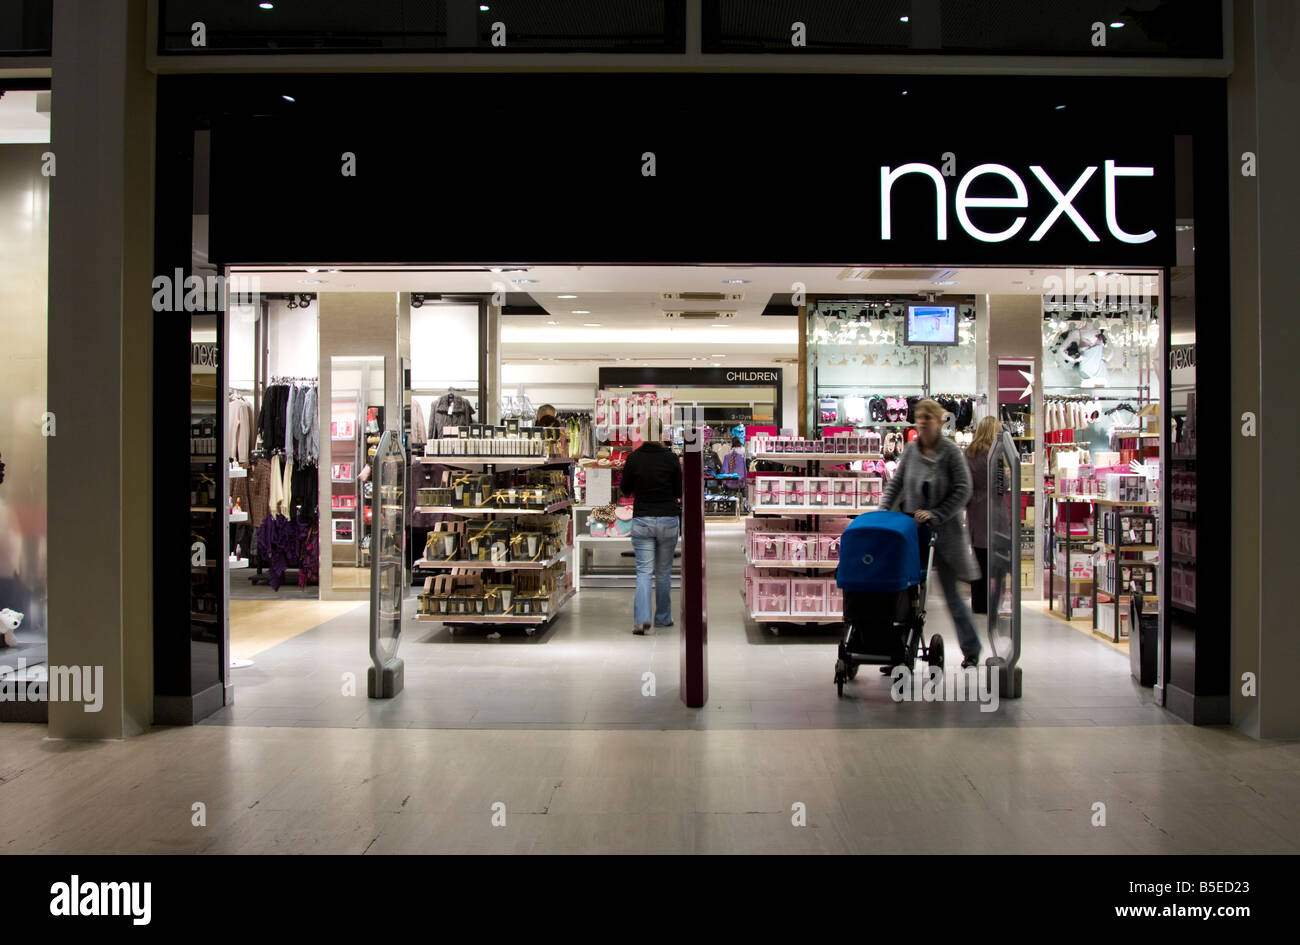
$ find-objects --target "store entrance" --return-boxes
[204,263,1179,731]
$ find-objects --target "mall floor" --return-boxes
[0,523,1296,854]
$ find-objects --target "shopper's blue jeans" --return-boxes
[935,556,982,660]
[631,516,679,628]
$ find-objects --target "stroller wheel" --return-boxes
[928,634,945,670]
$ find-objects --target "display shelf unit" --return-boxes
[227,557,249,569]
[1091,497,1160,643]
[746,558,839,569]
[412,499,572,516]
[752,452,883,463]
[414,548,570,572]
[416,455,572,469]
[1044,493,1098,620]
[415,453,576,627]
[415,588,576,632]
[740,591,843,626]
[752,505,879,517]
[745,446,863,629]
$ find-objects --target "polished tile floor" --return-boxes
[3,523,1293,853]
[212,523,1168,730]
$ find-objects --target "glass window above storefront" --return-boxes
[703,0,1224,58]
[158,0,685,54]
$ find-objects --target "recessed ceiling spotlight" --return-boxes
[723,279,750,285]
[545,320,558,325]
[711,323,730,328]
[571,310,591,315]
[900,90,908,96]
[557,294,577,299]
[281,94,295,103]
[583,323,601,327]
[900,15,909,22]
[327,269,340,274]
[1175,224,1193,232]
[1110,20,1125,28]
[1055,104,1067,110]
[305,267,319,273]
[259,2,274,9]
[711,363,721,367]
[934,280,959,286]
[480,4,490,10]
[514,279,538,285]
[711,354,726,357]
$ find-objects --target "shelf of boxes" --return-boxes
[414,547,570,572]
[412,500,572,516]
[753,452,884,463]
[415,588,576,626]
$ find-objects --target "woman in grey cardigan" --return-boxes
[879,399,983,667]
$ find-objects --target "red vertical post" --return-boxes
[680,426,708,707]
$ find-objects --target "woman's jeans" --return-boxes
[631,516,679,627]
[935,555,983,660]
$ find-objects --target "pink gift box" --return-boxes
[790,579,828,615]
[754,578,790,615]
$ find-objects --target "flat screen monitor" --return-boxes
[905,304,958,345]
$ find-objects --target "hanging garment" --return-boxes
[295,384,319,465]
[227,395,254,464]
[292,462,318,524]
[248,456,273,530]
[298,526,320,588]
[721,448,747,484]
[255,514,312,591]
[411,398,428,448]
[258,384,291,453]
[431,392,475,438]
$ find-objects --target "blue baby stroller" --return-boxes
[833,509,943,697]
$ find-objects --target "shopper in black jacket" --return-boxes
[620,418,682,634]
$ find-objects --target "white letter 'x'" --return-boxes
[1028,166,1099,241]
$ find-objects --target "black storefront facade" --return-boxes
[154,71,1230,728]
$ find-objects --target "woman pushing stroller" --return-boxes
[879,399,983,668]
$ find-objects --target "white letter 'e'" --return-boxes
[955,164,1028,242]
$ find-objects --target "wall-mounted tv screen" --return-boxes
[905,304,958,345]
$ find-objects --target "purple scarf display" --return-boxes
[255,514,320,590]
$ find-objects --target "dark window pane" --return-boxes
[160,0,685,54]
[703,0,1223,58]
[0,0,52,56]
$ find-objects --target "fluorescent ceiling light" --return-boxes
[305,267,318,273]
[583,323,601,327]
[546,320,558,325]
[1110,21,1125,28]
[571,310,591,315]
[259,2,274,9]
[711,323,729,328]
[300,279,321,285]
[557,294,577,299]
[282,95,295,102]
[723,279,749,285]
[711,354,726,357]
[514,279,538,284]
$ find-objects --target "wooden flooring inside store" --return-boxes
[331,565,370,589]
[1027,599,1128,653]
[229,600,364,659]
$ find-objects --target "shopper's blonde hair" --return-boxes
[966,416,1002,459]
[914,398,945,423]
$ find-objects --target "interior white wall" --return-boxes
[228,303,256,389]
[411,303,478,390]
[268,299,320,380]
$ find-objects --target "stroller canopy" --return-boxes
[836,510,924,594]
